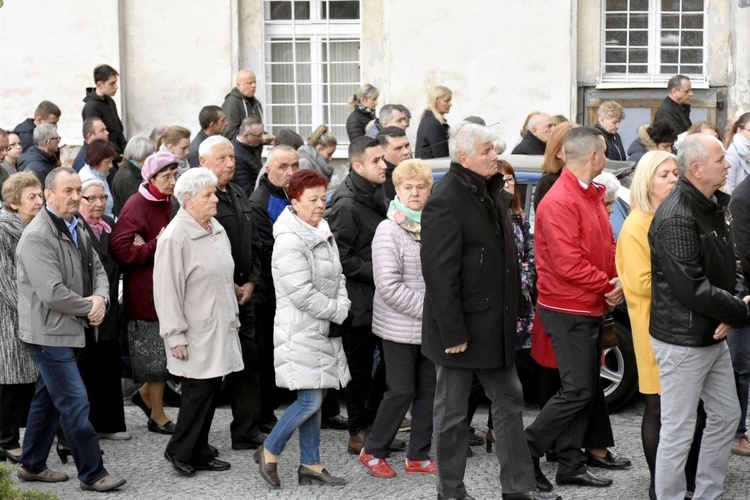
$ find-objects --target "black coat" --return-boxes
[654,96,692,135]
[595,123,627,161]
[249,174,290,304]
[650,177,749,347]
[421,163,520,369]
[72,142,88,172]
[511,132,546,155]
[111,159,143,217]
[81,88,127,153]
[533,171,561,211]
[328,170,387,326]
[18,147,57,186]
[346,106,375,142]
[215,182,261,287]
[187,130,209,169]
[13,118,36,152]
[232,138,263,196]
[415,110,449,159]
[81,215,119,343]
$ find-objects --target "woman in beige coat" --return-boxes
[153,168,244,477]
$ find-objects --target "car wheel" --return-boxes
[601,319,638,412]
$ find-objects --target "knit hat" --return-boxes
[142,152,180,182]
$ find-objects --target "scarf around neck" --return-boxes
[81,212,111,240]
[733,132,750,163]
[387,196,422,241]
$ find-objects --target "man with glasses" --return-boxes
[232,116,266,196]
[17,123,61,185]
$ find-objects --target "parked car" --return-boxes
[421,155,639,411]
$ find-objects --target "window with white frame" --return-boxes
[600,0,706,85]
[262,0,361,143]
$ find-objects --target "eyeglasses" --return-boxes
[81,195,109,203]
[4,142,21,151]
[157,173,180,182]
[46,137,62,143]
[503,176,516,186]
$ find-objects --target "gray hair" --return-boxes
[33,123,58,147]
[526,113,548,133]
[449,121,496,163]
[677,133,713,176]
[45,167,77,190]
[199,135,231,158]
[593,172,621,203]
[239,116,263,136]
[668,74,689,92]
[379,104,399,124]
[124,136,155,163]
[173,167,218,208]
[81,177,107,193]
[264,144,296,169]
[564,127,605,164]
[493,138,506,154]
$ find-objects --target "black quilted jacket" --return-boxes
[649,176,749,346]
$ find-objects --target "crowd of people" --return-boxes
[0,65,749,500]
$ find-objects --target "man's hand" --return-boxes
[238,282,255,306]
[171,345,189,361]
[445,342,468,354]
[604,277,625,307]
[85,295,106,326]
[713,296,750,340]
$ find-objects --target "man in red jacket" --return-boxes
[525,127,625,488]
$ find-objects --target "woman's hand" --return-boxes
[133,233,145,246]
[171,345,189,361]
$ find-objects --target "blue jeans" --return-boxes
[21,344,107,485]
[727,326,750,436]
[263,389,323,465]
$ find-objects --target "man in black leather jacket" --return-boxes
[649,133,750,500]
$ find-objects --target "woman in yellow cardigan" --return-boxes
[616,150,703,500]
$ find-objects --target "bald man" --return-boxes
[222,70,273,144]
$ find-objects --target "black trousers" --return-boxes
[342,323,378,434]
[166,377,221,465]
[525,309,608,476]
[255,301,286,424]
[225,302,263,445]
[366,340,435,460]
[0,382,35,449]
[77,338,126,434]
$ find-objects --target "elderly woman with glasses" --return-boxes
[0,172,43,463]
[111,152,180,436]
[153,167,244,476]
[76,178,129,441]
[79,139,118,218]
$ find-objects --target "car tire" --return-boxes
[601,318,639,412]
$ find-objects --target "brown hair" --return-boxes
[541,122,577,174]
[498,160,523,214]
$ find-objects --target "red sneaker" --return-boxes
[405,458,436,474]
[359,449,396,478]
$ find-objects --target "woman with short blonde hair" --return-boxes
[346,84,379,141]
[596,101,627,161]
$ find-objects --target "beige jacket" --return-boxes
[153,209,244,379]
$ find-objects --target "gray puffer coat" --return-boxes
[371,219,425,344]
[271,207,351,390]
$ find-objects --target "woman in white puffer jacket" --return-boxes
[257,170,351,490]
[359,159,438,478]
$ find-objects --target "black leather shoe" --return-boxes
[208,444,219,457]
[148,418,176,435]
[164,451,195,477]
[130,390,151,419]
[556,469,613,487]
[585,450,631,470]
[257,448,281,488]
[232,435,266,450]
[502,491,562,500]
[193,458,231,471]
[297,465,346,486]
[532,458,553,492]
[321,414,349,430]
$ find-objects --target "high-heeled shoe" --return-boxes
[297,465,347,486]
[485,430,496,453]
[0,447,22,463]
[57,442,72,464]
[256,448,280,489]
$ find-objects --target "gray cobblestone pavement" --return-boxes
[11,397,750,499]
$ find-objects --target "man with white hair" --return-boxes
[18,123,61,185]
[512,113,554,155]
[365,104,412,138]
[421,121,559,500]
[199,135,265,451]
[649,133,750,500]
[249,145,300,432]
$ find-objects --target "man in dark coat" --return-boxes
[13,101,61,152]
[512,113,553,155]
[377,126,413,201]
[222,70,273,144]
[200,135,265,450]
[248,145,299,430]
[72,118,109,172]
[328,136,390,453]
[18,123,60,186]
[650,134,750,500]
[81,65,127,154]
[186,105,227,169]
[421,121,557,500]
[232,117,265,195]
[654,74,693,136]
